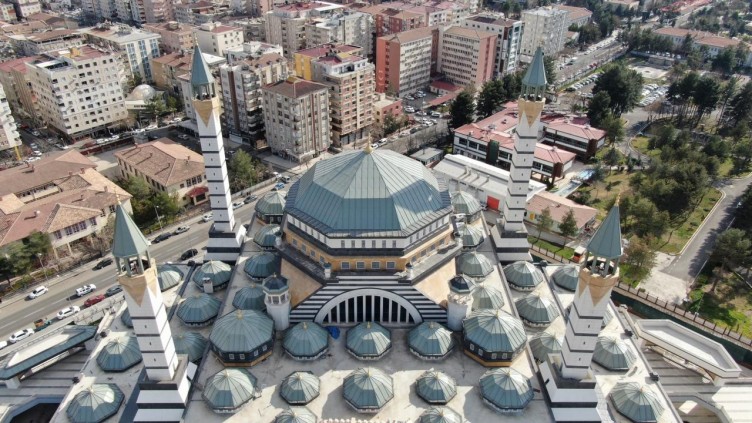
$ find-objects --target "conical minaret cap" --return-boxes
[112,204,149,258]
[587,203,622,259]
[522,47,547,90]
[190,43,214,88]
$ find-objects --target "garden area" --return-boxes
[687,265,752,338]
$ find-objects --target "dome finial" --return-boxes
[364,143,373,154]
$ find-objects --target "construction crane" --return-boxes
[13,144,20,161]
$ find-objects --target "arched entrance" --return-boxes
[314,289,423,327]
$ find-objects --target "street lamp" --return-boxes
[154,205,163,231]
[36,252,47,281]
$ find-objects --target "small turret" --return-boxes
[263,273,290,330]
[190,43,215,100]
[521,47,547,101]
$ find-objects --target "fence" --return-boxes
[530,244,572,264]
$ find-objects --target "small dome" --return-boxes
[471,284,505,310]
[479,368,534,413]
[346,322,391,360]
[504,261,544,291]
[611,382,665,423]
[463,309,527,357]
[256,191,286,217]
[130,84,156,101]
[244,252,280,279]
[283,322,329,360]
[120,308,132,328]
[418,406,463,423]
[416,370,457,405]
[280,371,320,405]
[593,336,637,371]
[449,274,475,294]
[552,265,579,291]
[232,284,266,311]
[515,293,560,327]
[192,260,233,291]
[263,273,288,294]
[173,332,208,363]
[210,310,274,355]
[457,252,494,279]
[66,383,125,423]
[343,367,394,413]
[202,368,258,413]
[253,224,281,248]
[275,406,317,423]
[158,264,184,291]
[451,191,482,216]
[96,335,142,372]
[529,331,563,362]
[458,225,484,248]
[176,293,221,327]
[408,321,455,360]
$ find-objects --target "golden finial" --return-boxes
[615,193,621,206]
[364,143,373,154]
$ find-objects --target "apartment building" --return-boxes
[220,53,288,140]
[0,57,38,122]
[80,23,161,83]
[227,41,283,64]
[174,1,227,25]
[264,1,344,57]
[232,18,266,42]
[304,10,373,56]
[0,4,17,21]
[0,85,22,153]
[462,14,523,77]
[520,7,567,57]
[144,22,197,54]
[195,22,244,57]
[552,4,592,28]
[294,44,362,80]
[261,77,330,163]
[372,92,402,125]
[376,27,438,97]
[8,29,83,56]
[438,26,497,89]
[26,46,127,140]
[8,0,41,19]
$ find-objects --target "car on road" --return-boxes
[370,143,379,149]
[34,319,52,332]
[105,285,122,297]
[244,195,258,204]
[145,124,157,130]
[430,111,441,118]
[405,95,415,101]
[27,286,48,299]
[180,248,199,261]
[174,226,190,235]
[273,182,285,191]
[31,130,40,136]
[75,284,96,297]
[232,201,243,209]
[132,128,146,134]
[56,306,80,320]
[55,143,69,150]
[8,328,34,343]
[25,156,41,163]
[153,233,172,243]
[201,212,213,223]
[94,258,113,270]
[404,106,415,113]
[32,150,42,157]
[84,294,106,308]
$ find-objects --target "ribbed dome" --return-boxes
[515,293,560,327]
[253,224,281,248]
[283,322,329,360]
[275,406,317,423]
[120,308,132,328]
[418,406,463,423]
[66,384,124,423]
[343,367,394,412]
[280,371,320,405]
[157,264,184,291]
[173,332,208,363]
[416,370,457,404]
[256,191,286,216]
[96,335,142,372]
[449,274,475,294]
[463,309,527,355]
[529,331,563,362]
[457,252,494,279]
[479,368,534,412]
[232,284,266,311]
[408,321,455,360]
[243,252,280,279]
[471,284,505,310]
[552,265,579,291]
[504,261,544,291]
[210,310,274,354]
[611,382,665,422]
[263,274,288,294]
[451,191,482,216]
[346,322,391,360]
[202,368,258,413]
[458,225,485,248]
[285,149,452,236]
[176,293,221,327]
[193,260,232,291]
[593,336,637,371]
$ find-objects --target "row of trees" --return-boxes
[119,176,182,228]
[0,231,53,285]
[228,150,263,193]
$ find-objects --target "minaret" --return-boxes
[191,42,246,264]
[112,203,191,422]
[539,202,623,422]
[495,47,547,263]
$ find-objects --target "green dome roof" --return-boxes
[193,260,232,290]
[504,261,544,290]
[408,321,455,359]
[552,265,579,291]
[256,191,286,216]
[594,336,637,371]
[157,264,184,291]
[177,293,221,326]
[479,368,534,412]
[449,274,475,294]
[463,309,527,355]
[202,368,258,413]
[254,224,281,248]
[416,370,457,405]
[120,308,132,328]
[283,322,329,359]
[343,367,394,412]
[280,371,320,405]
[275,406,317,423]
[457,252,494,279]
[418,406,463,423]
[471,284,505,311]
[458,225,484,248]
[66,383,124,423]
[346,322,391,359]
[96,335,142,372]
[285,149,452,236]
[611,382,664,423]
[210,310,274,354]
[515,293,560,326]
[451,191,482,216]
[233,284,266,311]
[529,331,563,362]
[244,252,280,279]
[173,332,208,363]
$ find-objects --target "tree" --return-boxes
[623,237,657,283]
[727,81,752,126]
[536,207,554,242]
[152,191,181,220]
[449,89,475,129]
[24,231,52,259]
[592,63,644,116]
[691,75,721,125]
[603,147,623,170]
[558,209,579,240]
[145,97,167,124]
[710,228,752,291]
[732,139,752,172]
[601,114,625,146]
[543,55,557,87]
[711,47,736,75]
[587,91,611,127]
[623,197,670,238]
[91,215,116,255]
[228,150,257,192]
[476,80,506,118]
[717,76,738,126]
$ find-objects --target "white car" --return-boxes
[8,328,34,343]
[132,128,146,134]
[56,306,80,320]
[75,284,96,297]
[232,201,243,209]
[174,225,190,235]
[145,124,157,130]
[27,286,48,299]
[201,212,213,222]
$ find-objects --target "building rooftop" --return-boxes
[654,26,743,48]
[295,44,361,58]
[442,25,496,40]
[8,28,80,43]
[79,24,160,43]
[528,191,597,230]
[0,56,38,74]
[465,14,520,27]
[114,138,205,188]
[553,4,594,21]
[262,77,328,99]
[545,118,607,140]
[379,26,436,44]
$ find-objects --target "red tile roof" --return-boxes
[528,191,597,229]
[545,119,606,140]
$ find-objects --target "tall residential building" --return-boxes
[262,77,330,162]
[195,22,244,57]
[231,0,271,17]
[27,46,127,140]
[462,14,523,77]
[80,24,161,83]
[174,1,227,25]
[220,53,288,141]
[304,10,373,57]
[360,5,426,37]
[142,0,174,23]
[264,1,344,57]
[8,0,41,19]
[520,6,567,57]
[232,18,266,42]
[294,44,362,80]
[144,21,197,54]
[0,85,22,153]
[376,27,438,98]
[0,4,17,21]
[0,57,38,123]
[437,26,497,89]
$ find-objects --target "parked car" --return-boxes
[273,182,285,191]
[31,130,40,136]
[180,248,199,261]
[244,195,258,204]
[8,328,34,343]
[75,284,96,297]
[105,285,123,297]
[232,201,243,209]
[174,226,190,235]
[94,258,113,270]
[27,286,48,299]
[153,233,172,243]
[25,156,40,163]
[32,150,42,157]
[370,143,379,149]
[430,111,441,118]
[56,306,81,320]
[34,319,52,331]
[84,294,106,308]
[55,143,69,150]
[201,212,213,223]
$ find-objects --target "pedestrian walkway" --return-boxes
[637,252,691,304]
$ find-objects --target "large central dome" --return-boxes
[285,149,451,236]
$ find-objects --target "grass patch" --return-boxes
[687,266,752,338]
[529,237,576,260]
[620,263,647,288]
[575,171,633,219]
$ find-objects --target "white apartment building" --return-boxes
[462,14,523,77]
[0,4,16,21]
[27,46,128,140]
[262,77,330,163]
[195,22,244,57]
[9,0,41,19]
[304,11,373,56]
[0,85,22,153]
[264,1,344,57]
[520,7,567,57]
[80,24,161,83]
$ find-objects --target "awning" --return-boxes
[186,186,209,197]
